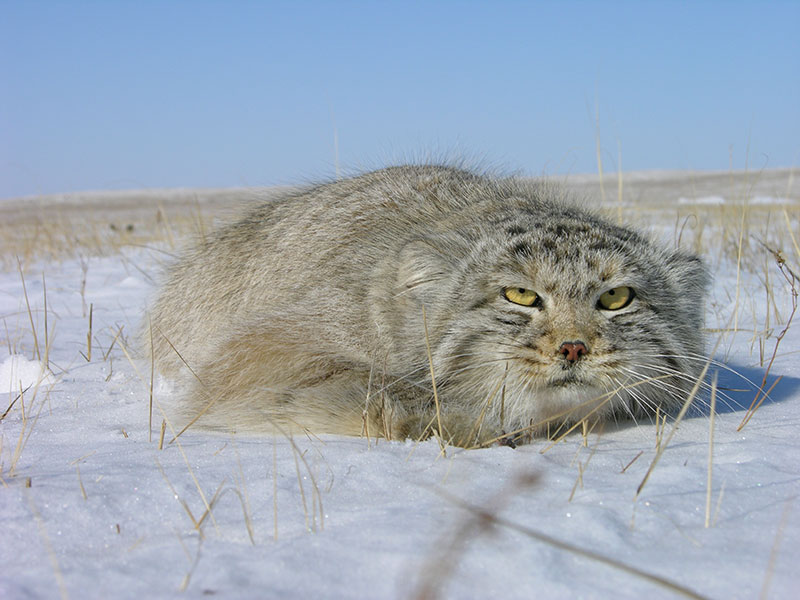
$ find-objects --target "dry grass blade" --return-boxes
[759,498,794,600]
[594,97,607,206]
[158,419,166,450]
[738,242,798,430]
[472,504,710,600]
[76,465,88,500]
[157,202,176,249]
[620,451,643,474]
[458,370,509,448]
[416,476,709,600]
[9,378,52,477]
[361,357,375,445]
[155,458,202,533]
[102,324,124,361]
[569,442,598,502]
[42,273,49,369]
[654,407,667,451]
[17,257,40,361]
[705,372,717,528]
[233,445,256,545]
[412,473,540,600]
[145,326,223,444]
[636,358,712,499]
[195,478,227,532]
[269,423,326,533]
[291,439,312,532]
[1,384,31,421]
[616,140,623,224]
[732,202,748,332]
[25,490,70,600]
[782,208,800,261]
[272,438,279,541]
[422,305,445,455]
[86,303,93,362]
[225,486,256,546]
[148,317,155,442]
[286,431,326,533]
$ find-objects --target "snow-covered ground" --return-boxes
[1,179,799,599]
[678,195,795,206]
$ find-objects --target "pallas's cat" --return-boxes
[148,166,707,446]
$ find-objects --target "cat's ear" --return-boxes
[667,250,709,300]
[397,238,455,296]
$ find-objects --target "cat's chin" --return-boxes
[545,372,590,387]
[528,384,616,425]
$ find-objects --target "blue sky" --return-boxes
[2,1,798,198]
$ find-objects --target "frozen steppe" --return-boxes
[1,168,798,599]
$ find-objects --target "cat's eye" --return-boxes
[504,287,540,307]
[597,286,635,310]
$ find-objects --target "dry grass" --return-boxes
[0,169,797,596]
[3,170,797,460]
[413,473,710,600]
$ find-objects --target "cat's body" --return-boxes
[148,166,707,446]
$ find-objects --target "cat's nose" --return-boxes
[559,341,589,363]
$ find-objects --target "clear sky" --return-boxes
[2,0,798,199]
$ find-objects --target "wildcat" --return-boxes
[147,165,707,447]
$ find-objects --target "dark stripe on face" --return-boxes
[467,297,492,312]
[496,316,526,327]
[512,241,533,258]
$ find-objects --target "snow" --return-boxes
[1,200,799,599]
[678,195,796,205]
[678,196,727,205]
[0,355,55,393]
[750,196,796,205]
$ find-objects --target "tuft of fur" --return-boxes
[147,165,708,446]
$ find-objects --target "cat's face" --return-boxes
[401,210,708,437]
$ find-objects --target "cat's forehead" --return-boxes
[502,216,640,258]
[490,215,650,290]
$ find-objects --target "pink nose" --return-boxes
[559,341,588,363]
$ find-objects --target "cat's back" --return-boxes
[149,166,505,370]
[235,164,501,244]
[189,165,519,290]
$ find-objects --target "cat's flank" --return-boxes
[148,165,708,447]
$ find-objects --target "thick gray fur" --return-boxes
[148,165,708,446]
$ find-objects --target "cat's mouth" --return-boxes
[546,370,592,388]
[513,357,598,388]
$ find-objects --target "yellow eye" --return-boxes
[598,286,635,310]
[504,287,540,307]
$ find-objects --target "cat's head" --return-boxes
[397,201,709,438]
